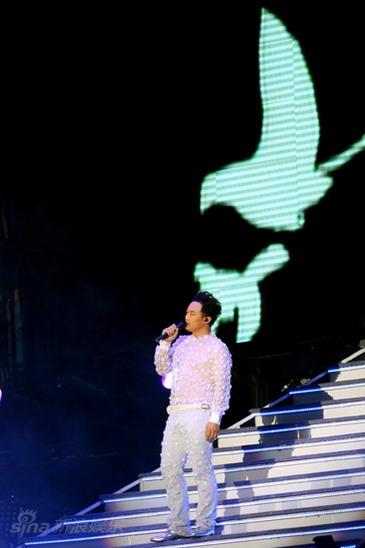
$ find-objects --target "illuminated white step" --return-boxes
[217,416,365,448]
[290,379,365,403]
[133,520,365,547]
[101,468,365,512]
[22,507,365,547]
[212,432,365,466]
[121,504,365,545]
[62,484,365,530]
[139,449,365,492]
[21,523,365,548]
[329,361,365,382]
[251,398,365,427]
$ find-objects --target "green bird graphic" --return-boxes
[194,8,365,343]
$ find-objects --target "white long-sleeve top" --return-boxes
[154,333,232,424]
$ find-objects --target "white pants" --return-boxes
[160,409,217,535]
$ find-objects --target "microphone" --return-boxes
[155,321,186,343]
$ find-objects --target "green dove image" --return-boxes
[194,8,365,343]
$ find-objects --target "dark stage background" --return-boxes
[1,1,364,544]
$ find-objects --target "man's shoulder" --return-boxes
[211,335,231,353]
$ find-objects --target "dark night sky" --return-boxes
[1,0,364,533]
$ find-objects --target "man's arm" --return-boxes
[205,343,232,441]
[154,323,182,376]
[154,340,173,376]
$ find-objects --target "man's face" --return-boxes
[185,301,209,333]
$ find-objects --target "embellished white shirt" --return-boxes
[154,333,232,424]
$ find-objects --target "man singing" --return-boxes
[151,291,232,542]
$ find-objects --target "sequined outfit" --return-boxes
[155,333,232,535]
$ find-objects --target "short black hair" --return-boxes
[192,291,222,326]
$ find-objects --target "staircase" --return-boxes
[19,355,365,547]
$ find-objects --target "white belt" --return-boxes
[167,403,210,414]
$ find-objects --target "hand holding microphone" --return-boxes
[155,321,186,343]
